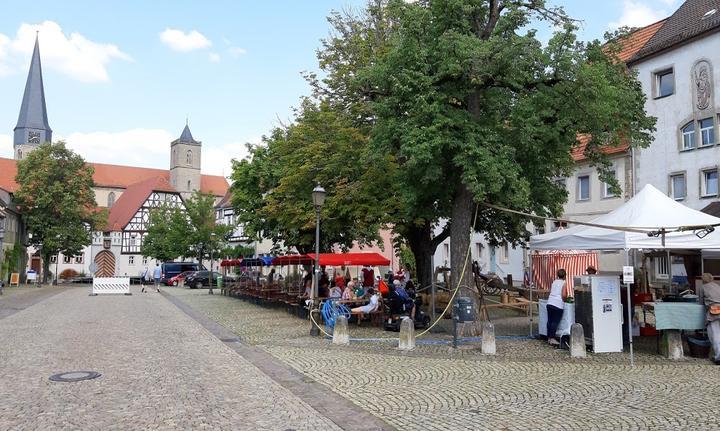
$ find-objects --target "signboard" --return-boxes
[9,272,19,286]
[622,266,634,284]
[26,270,37,283]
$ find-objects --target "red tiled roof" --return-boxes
[613,19,667,63]
[0,157,228,196]
[105,176,176,231]
[572,134,630,162]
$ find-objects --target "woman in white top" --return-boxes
[351,288,379,313]
[547,269,568,346]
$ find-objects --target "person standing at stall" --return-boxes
[547,269,568,346]
[701,273,720,364]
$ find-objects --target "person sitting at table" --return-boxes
[547,269,569,347]
[329,281,342,299]
[702,273,720,365]
[318,278,330,298]
[354,283,366,299]
[342,281,356,300]
[334,268,346,290]
[351,288,379,314]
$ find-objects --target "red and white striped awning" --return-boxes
[531,250,599,297]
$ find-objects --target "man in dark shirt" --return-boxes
[361,265,374,288]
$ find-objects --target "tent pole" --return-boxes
[625,249,634,368]
[529,248,534,338]
[667,249,673,294]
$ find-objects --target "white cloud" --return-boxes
[0,134,12,158]
[208,52,221,63]
[159,28,212,52]
[60,129,173,169]
[228,46,247,57]
[609,1,672,29]
[202,138,260,177]
[0,21,131,82]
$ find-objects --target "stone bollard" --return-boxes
[570,323,586,358]
[398,317,416,350]
[481,321,496,355]
[663,329,684,360]
[332,316,350,345]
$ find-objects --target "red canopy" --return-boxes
[311,253,391,266]
[220,259,241,267]
[271,255,313,266]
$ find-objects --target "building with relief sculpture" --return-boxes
[0,36,228,280]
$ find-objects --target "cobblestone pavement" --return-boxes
[0,285,67,320]
[166,288,720,430]
[0,286,341,430]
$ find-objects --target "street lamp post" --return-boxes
[209,232,216,295]
[310,184,326,336]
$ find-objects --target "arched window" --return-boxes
[108,192,116,207]
[187,180,192,191]
[682,122,696,150]
[186,150,193,166]
[17,149,22,159]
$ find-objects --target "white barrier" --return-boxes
[91,277,131,295]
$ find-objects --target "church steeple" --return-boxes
[170,122,202,200]
[14,34,52,160]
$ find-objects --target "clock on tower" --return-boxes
[28,131,41,144]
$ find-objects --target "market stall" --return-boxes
[530,184,720,362]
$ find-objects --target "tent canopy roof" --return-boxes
[530,184,720,250]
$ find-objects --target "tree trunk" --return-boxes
[405,221,450,290]
[41,250,51,285]
[450,183,479,335]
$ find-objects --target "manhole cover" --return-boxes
[49,371,101,382]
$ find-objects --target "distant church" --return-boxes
[0,36,229,278]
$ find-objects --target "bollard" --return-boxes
[481,321,496,355]
[570,323,586,358]
[663,329,684,360]
[398,317,416,350]
[333,316,350,345]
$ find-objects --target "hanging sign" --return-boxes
[622,266,634,284]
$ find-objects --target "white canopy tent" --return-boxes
[530,184,720,251]
[528,184,720,365]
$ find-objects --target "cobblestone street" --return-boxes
[0,286,344,430]
[166,288,720,431]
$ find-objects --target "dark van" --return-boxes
[162,262,204,285]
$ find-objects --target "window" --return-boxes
[75,256,83,264]
[700,118,715,146]
[577,175,590,201]
[50,255,57,263]
[443,243,449,266]
[63,255,71,264]
[702,169,719,197]
[655,256,669,280]
[603,171,617,198]
[143,256,148,265]
[17,149,22,159]
[107,192,116,208]
[500,243,509,264]
[655,69,674,98]
[475,243,483,262]
[129,256,135,265]
[552,221,568,232]
[682,122,696,150]
[187,180,192,191]
[670,174,686,200]
[186,150,193,165]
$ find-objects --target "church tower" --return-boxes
[14,35,52,160]
[170,123,202,200]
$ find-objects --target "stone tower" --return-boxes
[170,124,202,200]
[14,35,52,160]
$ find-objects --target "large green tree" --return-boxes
[231,99,389,254]
[14,142,105,284]
[361,0,656,294]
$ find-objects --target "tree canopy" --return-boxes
[14,142,105,283]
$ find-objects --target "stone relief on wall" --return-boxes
[693,60,712,111]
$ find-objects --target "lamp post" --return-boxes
[310,184,326,336]
[209,232,216,295]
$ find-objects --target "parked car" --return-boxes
[161,262,204,285]
[167,271,194,286]
[185,271,222,289]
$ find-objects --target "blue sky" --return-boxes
[0,0,681,176]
